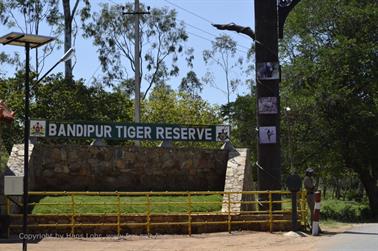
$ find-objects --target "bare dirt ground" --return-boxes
[0,224,353,251]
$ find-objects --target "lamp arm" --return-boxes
[212,23,255,40]
[35,60,61,85]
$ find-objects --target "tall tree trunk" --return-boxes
[62,0,74,81]
[322,182,327,199]
[358,170,378,218]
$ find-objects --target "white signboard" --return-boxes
[30,120,46,137]
[258,97,278,114]
[259,126,276,144]
[216,125,230,141]
[4,176,23,195]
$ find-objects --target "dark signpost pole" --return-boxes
[287,174,302,231]
[0,32,72,251]
[255,0,281,208]
[22,42,30,251]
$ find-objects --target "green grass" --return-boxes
[31,195,223,215]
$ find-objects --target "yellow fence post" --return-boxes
[268,191,273,233]
[146,193,151,237]
[301,190,307,231]
[188,192,192,236]
[117,192,121,236]
[71,194,75,235]
[12,190,310,235]
[227,192,231,233]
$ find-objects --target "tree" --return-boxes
[62,0,78,81]
[143,84,221,148]
[61,0,91,81]
[179,70,203,98]
[203,34,244,120]
[33,74,132,122]
[0,73,133,151]
[0,72,27,153]
[0,0,61,75]
[0,0,91,81]
[82,3,190,98]
[0,52,20,76]
[281,0,378,216]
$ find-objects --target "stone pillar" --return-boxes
[1,143,34,215]
[222,148,255,213]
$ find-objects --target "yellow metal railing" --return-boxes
[6,190,307,236]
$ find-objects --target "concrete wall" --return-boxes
[28,145,229,191]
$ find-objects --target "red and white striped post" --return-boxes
[312,191,321,236]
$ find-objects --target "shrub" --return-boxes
[321,199,370,222]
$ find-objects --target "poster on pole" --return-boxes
[259,126,276,144]
[258,97,278,114]
[30,119,230,142]
[256,62,280,80]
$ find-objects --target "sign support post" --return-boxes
[255,0,281,209]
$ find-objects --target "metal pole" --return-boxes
[255,0,281,209]
[134,0,141,146]
[22,42,30,251]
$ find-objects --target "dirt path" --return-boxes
[0,224,353,251]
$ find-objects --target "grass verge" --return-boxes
[31,195,223,215]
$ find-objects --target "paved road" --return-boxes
[317,223,378,251]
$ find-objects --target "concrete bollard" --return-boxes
[312,191,321,236]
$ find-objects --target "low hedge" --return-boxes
[321,199,371,222]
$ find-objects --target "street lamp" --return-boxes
[0,32,74,251]
[36,47,75,84]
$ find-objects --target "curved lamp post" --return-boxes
[0,32,74,251]
[36,47,75,84]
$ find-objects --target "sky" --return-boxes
[0,0,255,105]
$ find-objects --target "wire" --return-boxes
[184,22,251,52]
[85,64,102,86]
[163,0,254,43]
[104,0,251,54]
[163,0,213,24]
[106,0,120,6]
[187,31,249,55]
[256,161,282,183]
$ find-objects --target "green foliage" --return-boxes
[0,0,63,74]
[0,72,27,150]
[32,195,223,215]
[0,144,9,172]
[0,52,20,76]
[33,74,132,123]
[142,85,222,148]
[144,85,220,125]
[179,71,203,98]
[0,73,133,147]
[279,0,378,216]
[0,0,61,31]
[225,93,256,149]
[321,199,371,222]
[82,2,190,97]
